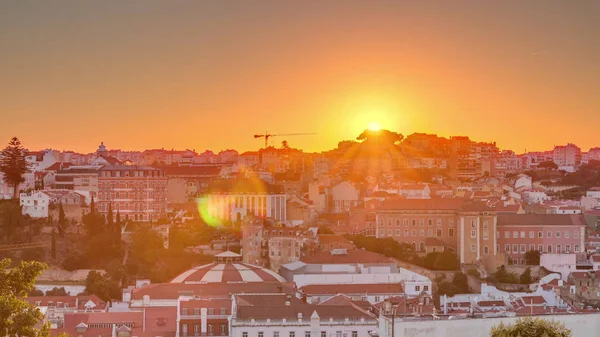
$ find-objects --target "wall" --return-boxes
[34,284,86,295]
[293,273,432,297]
[231,319,377,337]
[380,313,600,337]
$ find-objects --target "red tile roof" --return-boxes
[521,296,546,305]
[301,283,404,295]
[234,294,376,320]
[45,162,72,171]
[131,282,295,300]
[498,214,585,227]
[143,307,177,333]
[478,300,506,307]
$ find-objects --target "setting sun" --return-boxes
[367,121,381,132]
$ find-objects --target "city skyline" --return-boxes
[2,1,600,153]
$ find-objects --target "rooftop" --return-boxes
[234,293,376,320]
[300,283,404,295]
[301,249,391,265]
[497,214,585,227]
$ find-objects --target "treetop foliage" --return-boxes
[490,317,571,337]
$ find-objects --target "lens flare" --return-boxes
[197,176,271,227]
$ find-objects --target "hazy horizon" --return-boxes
[2,1,599,153]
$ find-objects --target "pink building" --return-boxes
[497,214,586,265]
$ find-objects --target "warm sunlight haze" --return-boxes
[0,2,599,337]
[367,121,382,132]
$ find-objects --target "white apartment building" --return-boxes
[553,143,582,167]
[230,294,378,337]
[20,191,51,218]
[205,178,287,222]
[280,249,432,299]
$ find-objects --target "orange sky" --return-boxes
[1,1,599,154]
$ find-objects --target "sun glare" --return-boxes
[367,121,381,132]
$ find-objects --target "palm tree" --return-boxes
[0,137,30,199]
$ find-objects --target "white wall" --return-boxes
[540,254,577,281]
[380,313,600,337]
[293,273,432,297]
[231,319,377,337]
[34,284,86,295]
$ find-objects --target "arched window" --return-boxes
[412,242,416,250]
[419,242,425,252]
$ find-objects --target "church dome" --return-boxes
[170,251,286,284]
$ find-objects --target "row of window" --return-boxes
[243,331,358,337]
[379,218,455,227]
[99,181,166,189]
[503,244,580,254]
[181,307,227,315]
[99,170,165,178]
[379,228,455,238]
[501,230,580,239]
[181,323,226,335]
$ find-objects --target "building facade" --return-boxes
[97,165,167,222]
[205,178,287,222]
[373,199,497,264]
[497,214,586,265]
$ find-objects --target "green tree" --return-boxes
[452,272,469,293]
[490,317,571,337]
[107,203,114,234]
[0,258,51,337]
[538,161,559,170]
[115,211,122,242]
[520,267,533,284]
[83,199,105,238]
[0,200,28,243]
[57,203,66,237]
[356,129,404,145]
[436,281,456,297]
[45,287,68,296]
[83,270,121,302]
[28,289,44,297]
[50,225,56,260]
[317,226,334,234]
[0,137,30,199]
[525,250,541,265]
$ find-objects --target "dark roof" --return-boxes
[96,155,122,165]
[45,162,73,171]
[207,177,284,194]
[497,214,585,227]
[164,166,221,177]
[234,294,375,320]
[301,249,391,264]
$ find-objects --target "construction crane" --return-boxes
[253,132,316,148]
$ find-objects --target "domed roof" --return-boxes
[170,262,286,284]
